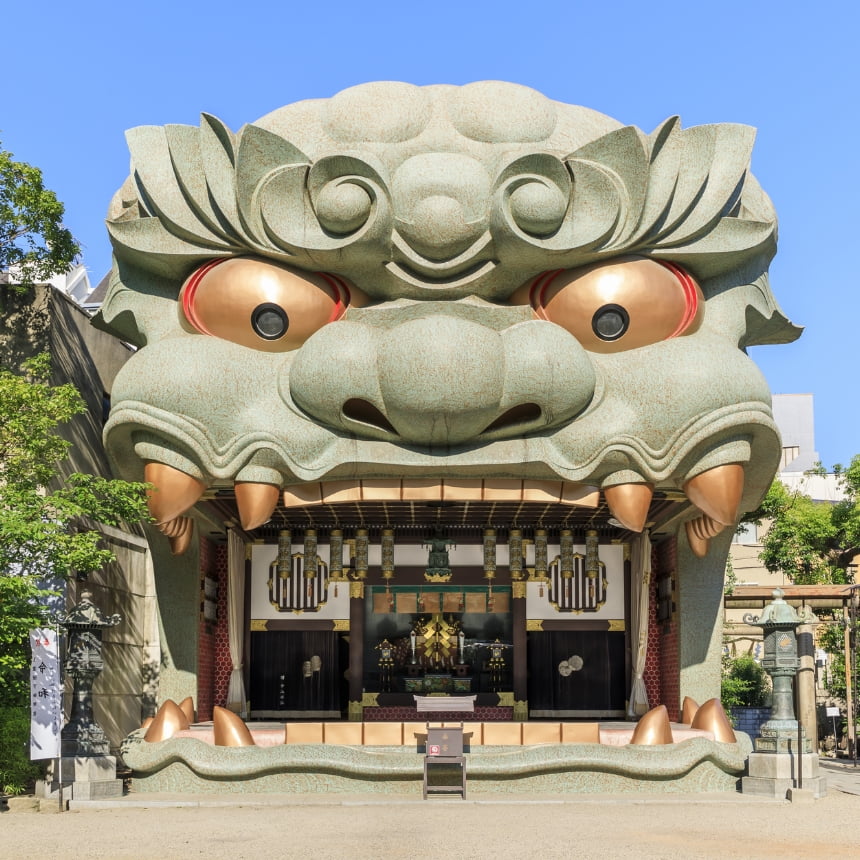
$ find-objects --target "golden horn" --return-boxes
[683,464,744,526]
[177,696,196,724]
[681,696,699,724]
[235,482,280,530]
[143,700,190,743]
[156,517,184,538]
[685,519,711,558]
[690,514,724,541]
[169,517,194,556]
[629,704,674,745]
[603,483,654,532]
[212,706,255,747]
[156,516,195,555]
[145,462,206,524]
[691,698,737,743]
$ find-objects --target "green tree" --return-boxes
[721,654,770,711]
[0,355,150,705]
[744,459,860,585]
[0,357,149,795]
[0,153,146,795]
[1,141,79,287]
[817,623,856,703]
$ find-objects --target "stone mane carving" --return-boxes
[94,81,800,554]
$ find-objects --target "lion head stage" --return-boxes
[94,81,800,555]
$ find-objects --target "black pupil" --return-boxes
[252,303,289,340]
[592,304,629,341]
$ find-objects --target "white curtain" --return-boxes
[626,531,652,719]
[226,529,248,717]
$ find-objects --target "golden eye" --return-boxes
[179,257,365,352]
[521,256,703,353]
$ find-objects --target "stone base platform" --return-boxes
[742,751,827,799]
[36,755,124,801]
[120,723,751,796]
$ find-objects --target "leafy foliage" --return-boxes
[0,356,150,583]
[721,654,770,710]
[0,141,80,287]
[0,707,43,795]
[743,458,860,584]
[817,620,860,704]
[0,356,149,713]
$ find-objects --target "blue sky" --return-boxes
[3,0,857,467]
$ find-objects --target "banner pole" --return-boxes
[57,619,64,813]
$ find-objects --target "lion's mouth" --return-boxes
[112,402,763,561]
[386,231,496,289]
[145,466,743,560]
[385,260,497,289]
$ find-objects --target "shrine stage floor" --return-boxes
[205,719,715,747]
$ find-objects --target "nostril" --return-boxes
[482,403,542,435]
[342,399,398,435]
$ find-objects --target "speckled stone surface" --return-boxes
[95,81,798,520]
[121,731,752,795]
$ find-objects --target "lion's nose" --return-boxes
[288,317,596,448]
[375,317,504,444]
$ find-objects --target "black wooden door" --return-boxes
[249,630,341,715]
[527,630,626,715]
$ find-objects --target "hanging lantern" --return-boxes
[381,528,395,580]
[304,529,318,580]
[585,529,599,604]
[560,529,574,604]
[381,528,395,607]
[304,529,318,600]
[277,530,291,579]
[353,528,369,580]
[509,528,523,580]
[483,528,497,580]
[535,529,548,596]
[329,529,344,579]
[483,528,497,610]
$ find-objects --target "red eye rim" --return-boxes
[316,272,352,322]
[528,269,564,322]
[527,260,700,340]
[182,258,228,336]
[655,260,700,339]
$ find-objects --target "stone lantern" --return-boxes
[745,587,804,749]
[60,589,121,757]
[741,588,826,799]
[38,589,126,802]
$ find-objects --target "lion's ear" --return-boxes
[701,268,802,348]
[742,303,803,347]
[91,261,188,347]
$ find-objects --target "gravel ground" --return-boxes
[2,789,859,860]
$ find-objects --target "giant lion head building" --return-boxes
[93,82,800,790]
